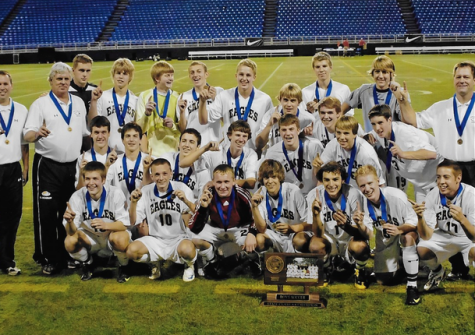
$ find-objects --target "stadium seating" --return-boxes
[0,0,17,26]
[413,0,475,34]
[275,0,406,38]
[0,0,116,46]
[110,0,265,41]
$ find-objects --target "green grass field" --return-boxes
[0,55,474,335]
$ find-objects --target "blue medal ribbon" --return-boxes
[453,93,475,138]
[112,88,130,127]
[192,84,209,101]
[345,139,358,184]
[86,187,107,219]
[122,152,142,194]
[315,80,333,101]
[173,154,193,185]
[367,189,387,222]
[154,182,175,202]
[215,186,236,230]
[91,146,111,162]
[280,106,299,117]
[226,149,245,179]
[385,129,396,172]
[49,91,72,126]
[0,100,14,138]
[440,184,463,207]
[372,86,392,106]
[324,190,347,213]
[266,185,283,223]
[282,139,304,183]
[153,88,171,119]
[234,88,255,121]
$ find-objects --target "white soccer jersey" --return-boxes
[345,84,408,132]
[302,80,352,114]
[257,182,307,231]
[176,86,224,146]
[96,88,139,153]
[257,106,315,149]
[264,137,324,196]
[206,87,273,150]
[198,143,258,182]
[362,187,417,247]
[106,152,146,207]
[63,184,129,238]
[0,99,28,165]
[311,121,365,148]
[160,151,207,199]
[136,181,194,239]
[306,184,367,242]
[416,95,475,162]
[423,183,475,237]
[74,148,109,187]
[371,121,441,192]
[321,137,386,188]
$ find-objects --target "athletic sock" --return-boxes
[402,245,419,288]
[322,255,331,269]
[199,246,215,263]
[114,250,129,266]
[70,248,88,262]
[422,257,439,271]
[181,250,198,267]
[138,253,150,263]
[355,259,367,270]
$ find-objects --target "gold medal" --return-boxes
[5,139,9,145]
[457,138,463,145]
[118,127,123,133]
[68,127,72,132]
[299,183,304,189]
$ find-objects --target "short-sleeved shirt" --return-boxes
[302,80,352,114]
[74,148,109,187]
[0,99,28,165]
[311,121,364,148]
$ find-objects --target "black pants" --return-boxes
[32,154,76,267]
[0,162,22,269]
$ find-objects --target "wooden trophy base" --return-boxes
[261,286,327,308]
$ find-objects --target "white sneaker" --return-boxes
[424,267,445,291]
[6,267,21,276]
[183,264,195,282]
[149,262,161,280]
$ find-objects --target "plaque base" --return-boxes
[261,288,327,308]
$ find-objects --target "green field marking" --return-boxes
[102,284,180,294]
[0,283,69,293]
[401,59,453,75]
[258,62,284,90]
[339,58,374,84]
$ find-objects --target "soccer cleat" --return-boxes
[5,267,21,276]
[149,262,161,280]
[117,265,130,283]
[80,265,93,281]
[183,264,195,282]
[68,259,81,269]
[42,264,56,275]
[322,266,333,287]
[424,268,445,291]
[405,286,421,305]
[446,271,470,281]
[354,268,367,290]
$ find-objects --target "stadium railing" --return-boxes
[188,49,294,60]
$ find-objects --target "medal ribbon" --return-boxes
[112,88,130,127]
[0,100,14,138]
[453,93,475,138]
[324,190,347,213]
[282,139,304,182]
[280,106,300,117]
[315,80,333,101]
[226,149,245,179]
[385,129,396,172]
[266,185,283,223]
[153,88,171,119]
[122,152,142,194]
[367,189,387,222]
[345,140,358,184]
[49,91,72,126]
[154,182,174,202]
[192,84,209,101]
[234,88,255,121]
[215,187,236,230]
[91,146,111,162]
[174,154,193,185]
[86,187,107,219]
[372,86,392,106]
[440,184,463,207]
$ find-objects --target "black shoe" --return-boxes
[117,265,130,283]
[446,271,470,281]
[42,264,57,275]
[322,266,333,287]
[68,259,81,269]
[80,258,94,281]
[406,286,421,305]
[354,268,367,289]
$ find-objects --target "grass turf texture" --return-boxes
[0,55,474,335]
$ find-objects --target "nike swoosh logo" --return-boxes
[405,36,421,43]
[247,40,261,46]
[413,298,421,303]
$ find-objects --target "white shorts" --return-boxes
[323,233,355,265]
[191,225,249,248]
[136,235,191,264]
[80,229,112,255]
[374,237,401,273]
[265,229,312,253]
[418,230,475,266]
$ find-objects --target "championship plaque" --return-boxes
[261,253,327,308]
